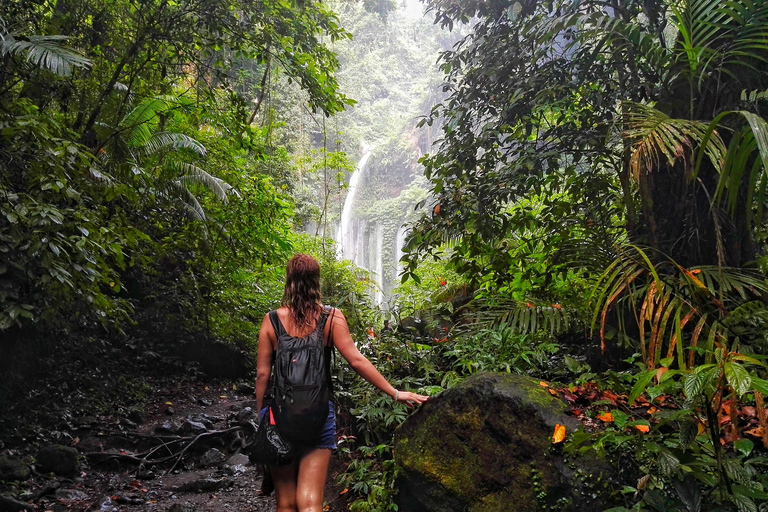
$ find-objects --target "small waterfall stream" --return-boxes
[336,151,373,261]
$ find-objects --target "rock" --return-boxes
[198,448,226,468]
[54,488,89,501]
[35,444,79,475]
[179,419,207,435]
[165,407,175,416]
[198,398,212,407]
[394,372,617,512]
[127,408,146,425]
[155,421,178,434]
[235,383,255,396]
[235,407,255,424]
[187,414,215,429]
[0,494,32,511]
[168,503,196,512]
[136,469,155,480]
[0,455,30,481]
[171,476,228,493]
[226,453,250,466]
[97,496,118,512]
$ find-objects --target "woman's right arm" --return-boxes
[330,309,428,406]
[255,314,275,412]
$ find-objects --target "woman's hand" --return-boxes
[394,390,429,407]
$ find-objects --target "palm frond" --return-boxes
[169,161,238,203]
[0,34,91,76]
[460,297,575,337]
[591,244,768,369]
[696,110,768,229]
[623,102,726,181]
[143,132,206,157]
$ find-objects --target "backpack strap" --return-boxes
[323,306,336,396]
[268,310,283,339]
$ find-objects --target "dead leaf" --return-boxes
[539,381,549,387]
[635,425,650,433]
[340,488,349,495]
[552,424,566,444]
[597,412,614,422]
[164,401,173,405]
[547,389,558,396]
[745,426,766,437]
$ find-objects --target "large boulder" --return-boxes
[35,445,79,476]
[0,455,29,481]
[394,373,616,512]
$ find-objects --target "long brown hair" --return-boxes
[282,253,322,328]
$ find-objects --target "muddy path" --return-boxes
[1,379,350,512]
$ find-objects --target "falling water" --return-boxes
[337,151,373,260]
[393,225,407,281]
[374,223,384,304]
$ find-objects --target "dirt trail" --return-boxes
[3,380,348,512]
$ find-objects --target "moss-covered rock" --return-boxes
[36,445,79,476]
[0,454,30,481]
[394,372,616,512]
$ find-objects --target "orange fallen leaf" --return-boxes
[597,412,614,422]
[433,204,441,216]
[635,425,650,433]
[552,303,562,309]
[526,302,534,308]
[340,488,349,495]
[548,389,558,396]
[698,422,707,435]
[539,381,549,387]
[745,426,766,437]
[552,424,566,444]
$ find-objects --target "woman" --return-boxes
[256,254,428,512]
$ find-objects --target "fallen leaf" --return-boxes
[745,426,766,437]
[548,389,558,396]
[635,425,650,433]
[219,395,228,399]
[164,401,173,405]
[597,412,614,422]
[539,381,549,387]
[552,424,566,444]
[698,422,707,435]
[340,488,349,495]
[433,204,441,216]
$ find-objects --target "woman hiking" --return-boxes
[255,253,428,512]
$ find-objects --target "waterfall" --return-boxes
[394,225,407,281]
[337,151,373,260]
[374,223,384,304]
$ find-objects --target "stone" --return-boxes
[35,444,79,476]
[168,503,196,512]
[179,419,207,435]
[171,476,228,493]
[198,448,226,468]
[394,372,617,512]
[54,488,89,501]
[127,408,146,425]
[226,453,250,466]
[0,494,33,511]
[235,407,254,424]
[97,496,118,512]
[0,455,30,482]
[155,421,178,434]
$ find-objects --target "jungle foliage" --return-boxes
[393,0,768,509]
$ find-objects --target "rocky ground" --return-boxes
[0,379,350,512]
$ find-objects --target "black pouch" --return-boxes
[248,407,295,466]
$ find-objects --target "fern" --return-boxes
[0,20,91,76]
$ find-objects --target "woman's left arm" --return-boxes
[255,314,275,412]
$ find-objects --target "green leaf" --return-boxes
[724,362,752,396]
[629,370,656,406]
[734,438,754,457]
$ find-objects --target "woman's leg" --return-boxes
[271,462,299,512]
[295,448,332,512]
